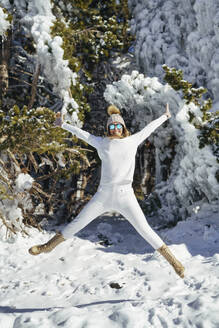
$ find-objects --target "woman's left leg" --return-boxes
[117,191,164,250]
[117,190,185,278]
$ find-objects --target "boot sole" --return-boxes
[28,246,43,255]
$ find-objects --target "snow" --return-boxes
[0,6,10,37]
[0,0,81,124]
[0,209,219,327]
[212,100,219,112]
[25,0,79,119]
[104,71,219,222]
[15,173,34,192]
[0,172,34,241]
[0,1,219,326]
[128,0,219,103]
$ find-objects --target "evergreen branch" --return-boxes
[73,27,102,37]
[0,210,17,235]
[0,173,13,191]
[9,67,34,77]
[65,148,90,167]
[35,170,59,181]
[29,152,39,172]
[10,76,32,87]
[6,150,20,170]
[31,182,51,199]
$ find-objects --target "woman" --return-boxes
[29,104,185,279]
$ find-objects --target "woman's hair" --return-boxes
[107,105,120,116]
[121,126,131,138]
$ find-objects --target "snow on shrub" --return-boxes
[15,173,34,192]
[128,0,219,103]
[104,71,219,223]
[0,6,10,37]
[0,168,34,241]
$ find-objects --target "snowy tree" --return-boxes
[0,105,92,237]
[0,0,134,237]
[0,5,11,98]
[0,0,133,124]
[163,65,218,161]
[50,0,134,120]
[104,70,219,225]
[128,0,219,104]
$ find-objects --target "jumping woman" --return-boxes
[29,104,185,278]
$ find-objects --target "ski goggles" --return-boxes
[109,123,123,130]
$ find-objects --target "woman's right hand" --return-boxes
[54,112,63,127]
[165,103,171,119]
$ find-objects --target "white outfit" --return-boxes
[61,114,168,249]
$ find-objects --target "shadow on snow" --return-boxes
[0,299,143,313]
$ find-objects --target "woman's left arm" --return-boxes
[132,103,171,146]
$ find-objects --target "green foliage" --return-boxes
[0,104,93,232]
[0,1,134,234]
[198,114,219,161]
[163,65,212,108]
[0,105,91,166]
[0,104,92,181]
[69,81,93,122]
[50,0,134,118]
[0,105,63,154]
[1,6,13,24]
[51,0,132,72]
[0,176,13,201]
[163,65,218,159]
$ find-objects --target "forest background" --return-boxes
[0,0,218,240]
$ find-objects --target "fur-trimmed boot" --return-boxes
[28,232,65,255]
[157,244,185,278]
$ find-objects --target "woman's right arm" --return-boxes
[54,112,102,149]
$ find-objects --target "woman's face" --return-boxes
[108,122,123,138]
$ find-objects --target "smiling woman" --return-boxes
[109,123,123,130]
[29,103,185,279]
[106,105,130,139]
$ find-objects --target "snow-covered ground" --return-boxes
[1,209,219,328]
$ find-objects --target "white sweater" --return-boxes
[62,114,168,186]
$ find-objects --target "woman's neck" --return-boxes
[108,135,124,139]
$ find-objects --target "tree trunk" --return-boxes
[0,30,12,98]
[28,63,41,110]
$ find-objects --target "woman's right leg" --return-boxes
[29,192,107,255]
[61,195,106,239]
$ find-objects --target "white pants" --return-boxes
[61,184,164,250]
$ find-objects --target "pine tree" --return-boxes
[0,105,91,235]
[0,1,134,236]
[50,0,134,118]
[163,65,218,162]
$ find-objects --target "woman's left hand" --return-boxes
[54,112,63,127]
[165,103,171,119]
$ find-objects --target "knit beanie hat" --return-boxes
[107,105,125,129]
